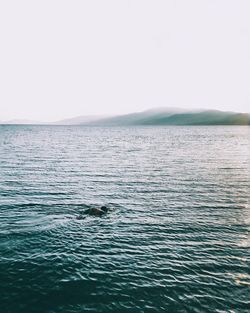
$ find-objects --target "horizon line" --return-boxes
[1,106,250,124]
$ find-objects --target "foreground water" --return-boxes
[0,125,249,313]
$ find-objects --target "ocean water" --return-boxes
[0,125,249,313]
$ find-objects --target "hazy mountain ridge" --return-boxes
[0,119,43,125]
[83,109,250,126]
[52,115,107,125]
[1,108,249,125]
[0,116,105,125]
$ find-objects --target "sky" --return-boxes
[0,0,250,122]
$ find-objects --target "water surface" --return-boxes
[0,126,249,312]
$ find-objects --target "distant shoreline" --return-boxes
[1,108,249,126]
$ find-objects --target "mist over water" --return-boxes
[0,125,249,313]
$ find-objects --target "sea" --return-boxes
[0,125,249,313]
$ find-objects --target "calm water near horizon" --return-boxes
[0,125,249,313]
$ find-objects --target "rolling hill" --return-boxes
[1,108,249,125]
[82,108,250,126]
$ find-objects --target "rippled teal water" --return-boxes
[0,125,249,313]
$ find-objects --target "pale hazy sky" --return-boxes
[0,0,250,121]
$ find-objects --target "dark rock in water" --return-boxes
[83,206,109,217]
[76,206,109,219]
[84,208,105,216]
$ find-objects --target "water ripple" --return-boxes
[0,125,249,312]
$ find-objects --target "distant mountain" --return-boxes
[83,108,250,126]
[0,116,106,125]
[1,108,249,125]
[53,115,106,125]
[0,119,43,125]
[81,107,189,126]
